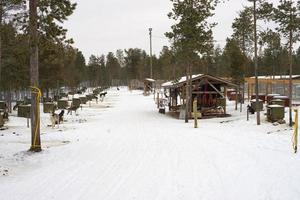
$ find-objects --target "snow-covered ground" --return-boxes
[1,87,300,200]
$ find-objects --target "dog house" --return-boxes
[79,96,88,104]
[86,94,94,101]
[273,96,289,107]
[57,99,69,109]
[0,101,7,111]
[43,102,56,113]
[18,105,30,118]
[72,98,81,107]
[0,115,4,127]
[60,93,68,98]
[270,99,285,106]
[162,74,239,118]
[43,97,52,103]
[93,88,101,95]
[251,94,267,103]
[266,94,280,104]
[267,105,285,122]
[250,99,264,111]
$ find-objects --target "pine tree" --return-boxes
[223,38,246,85]
[27,0,76,152]
[166,0,220,123]
[273,0,300,126]
[247,0,273,125]
[0,0,24,90]
[106,52,121,85]
[232,7,254,56]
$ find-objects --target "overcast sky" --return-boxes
[64,0,277,60]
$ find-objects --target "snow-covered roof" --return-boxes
[268,105,284,108]
[266,94,280,97]
[145,78,155,82]
[273,96,289,99]
[162,74,238,88]
[60,97,68,101]
[250,75,300,80]
[250,99,263,102]
[162,74,203,87]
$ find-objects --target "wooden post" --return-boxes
[293,109,298,153]
[239,86,242,113]
[157,92,159,109]
[247,108,249,121]
[235,88,238,111]
[247,82,250,102]
[224,86,227,115]
[193,98,198,128]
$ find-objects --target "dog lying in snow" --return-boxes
[50,110,64,128]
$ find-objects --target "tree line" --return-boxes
[1,0,300,93]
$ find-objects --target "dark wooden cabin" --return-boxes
[162,74,239,118]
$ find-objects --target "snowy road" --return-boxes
[1,88,300,200]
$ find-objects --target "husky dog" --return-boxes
[100,92,107,98]
[50,110,64,128]
[100,92,107,102]
[247,105,255,114]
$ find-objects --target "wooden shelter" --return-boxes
[144,78,155,95]
[162,74,239,118]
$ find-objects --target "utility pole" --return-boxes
[29,0,41,152]
[149,28,153,79]
[253,0,261,125]
[288,1,293,127]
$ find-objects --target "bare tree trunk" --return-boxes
[7,87,12,113]
[29,0,41,152]
[189,64,192,117]
[254,0,261,125]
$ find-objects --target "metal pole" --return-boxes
[289,1,293,127]
[149,28,153,79]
